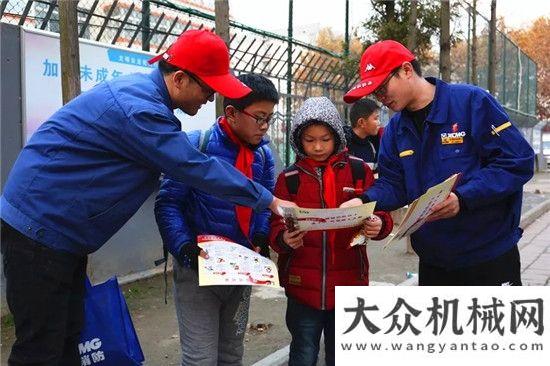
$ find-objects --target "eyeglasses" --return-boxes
[183,70,216,99]
[372,69,400,98]
[238,108,274,127]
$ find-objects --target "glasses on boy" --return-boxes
[238,108,274,127]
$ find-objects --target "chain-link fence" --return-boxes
[0,0,540,161]
[448,1,538,127]
[1,0,359,165]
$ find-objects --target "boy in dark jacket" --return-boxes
[344,98,384,171]
[155,74,279,365]
[269,96,393,366]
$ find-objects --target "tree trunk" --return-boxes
[59,0,81,104]
[407,0,418,51]
[440,0,451,81]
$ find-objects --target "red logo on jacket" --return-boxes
[452,123,459,133]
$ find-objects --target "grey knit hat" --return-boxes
[290,96,347,158]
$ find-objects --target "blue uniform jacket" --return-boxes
[0,69,273,255]
[364,78,534,269]
[154,121,275,265]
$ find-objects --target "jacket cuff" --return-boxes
[276,232,294,253]
[371,211,393,241]
[453,190,467,211]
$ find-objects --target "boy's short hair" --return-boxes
[223,74,279,111]
[349,99,380,128]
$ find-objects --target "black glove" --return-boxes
[252,233,271,258]
[177,241,202,271]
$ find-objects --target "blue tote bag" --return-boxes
[79,277,145,366]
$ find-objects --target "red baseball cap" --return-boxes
[148,29,251,99]
[343,40,415,103]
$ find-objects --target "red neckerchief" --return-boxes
[219,117,254,238]
[301,154,342,263]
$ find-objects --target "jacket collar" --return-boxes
[397,77,450,136]
[149,68,173,110]
[295,150,349,173]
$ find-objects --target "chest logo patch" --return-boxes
[441,123,466,145]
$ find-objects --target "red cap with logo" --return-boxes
[148,29,251,99]
[343,40,415,103]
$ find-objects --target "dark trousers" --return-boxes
[419,246,522,286]
[1,221,87,366]
[286,297,335,366]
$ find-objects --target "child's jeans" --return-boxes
[286,297,335,366]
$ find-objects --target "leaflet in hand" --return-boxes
[280,202,376,232]
[384,173,461,248]
[197,235,279,287]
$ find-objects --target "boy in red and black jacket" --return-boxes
[269,96,393,366]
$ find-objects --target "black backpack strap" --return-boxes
[199,127,213,153]
[283,164,300,196]
[348,156,366,191]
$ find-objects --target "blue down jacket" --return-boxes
[154,120,275,264]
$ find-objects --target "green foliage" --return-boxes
[361,0,442,62]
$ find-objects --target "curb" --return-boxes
[251,345,289,366]
[519,198,550,230]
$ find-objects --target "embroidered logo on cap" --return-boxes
[365,63,376,72]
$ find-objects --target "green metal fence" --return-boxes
[1,0,358,165]
[448,1,538,127]
[0,0,540,162]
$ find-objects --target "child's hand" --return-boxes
[283,230,306,249]
[363,215,382,238]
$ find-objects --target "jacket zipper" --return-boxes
[316,167,328,310]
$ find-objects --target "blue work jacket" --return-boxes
[364,78,534,269]
[0,69,273,255]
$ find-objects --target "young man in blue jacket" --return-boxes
[155,73,278,365]
[0,30,292,365]
[342,40,534,286]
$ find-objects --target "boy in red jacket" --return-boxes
[269,96,393,366]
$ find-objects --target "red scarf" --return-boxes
[219,117,254,238]
[302,154,342,263]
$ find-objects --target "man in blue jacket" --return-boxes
[155,73,278,365]
[342,40,534,286]
[0,30,291,365]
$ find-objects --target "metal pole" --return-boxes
[285,0,293,166]
[142,0,150,51]
[344,0,349,58]
[466,5,471,83]
[487,0,497,94]
[59,0,81,104]
[344,0,349,122]
[215,0,230,117]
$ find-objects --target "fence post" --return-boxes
[215,0,230,117]
[487,0,497,94]
[285,0,293,166]
[59,0,81,104]
[142,0,150,51]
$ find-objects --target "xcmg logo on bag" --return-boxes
[335,287,549,366]
[79,338,105,365]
